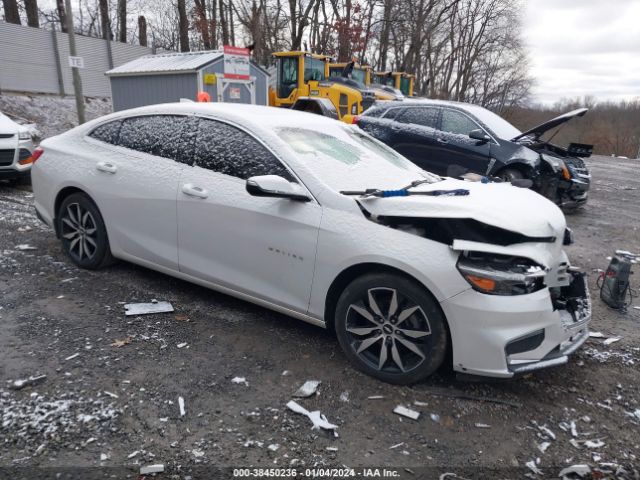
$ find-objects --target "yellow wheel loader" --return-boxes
[373,71,415,97]
[329,62,399,101]
[268,52,373,122]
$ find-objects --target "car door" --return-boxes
[386,106,444,175]
[177,117,322,313]
[434,108,492,175]
[85,115,196,270]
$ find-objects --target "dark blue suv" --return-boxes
[353,100,591,210]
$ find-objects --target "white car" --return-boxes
[0,112,37,183]
[31,103,591,384]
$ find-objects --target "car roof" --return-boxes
[371,98,476,111]
[87,102,346,135]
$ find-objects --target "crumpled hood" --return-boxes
[358,178,566,239]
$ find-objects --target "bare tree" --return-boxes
[138,15,148,45]
[56,0,67,31]
[24,0,39,27]
[2,0,21,24]
[99,0,111,39]
[177,0,190,51]
[117,0,126,42]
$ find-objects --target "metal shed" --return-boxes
[105,50,270,111]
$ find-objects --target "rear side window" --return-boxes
[382,108,402,120]
[194,118,294,181]
[441,109,481,135]
[89,120,122,145]
[396,107,439,128]
[117,115,197,165]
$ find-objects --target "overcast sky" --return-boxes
[522,0,640,105]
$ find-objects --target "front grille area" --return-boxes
[0,149,16,166]
[565,156,586,169]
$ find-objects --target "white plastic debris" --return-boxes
[178,396,186,417]
[192,449,205,458]
[430,413,441,423]
[538,425,556,440]
[588,332,605,338]
[267,444,280,452]
[525,460,543,475]
[10,374,47,390]
[569,438,581,449]
[176,342,188,349]
[127,451,139,459]
[231,377,249,386]
[368,395,384,399]
[475,423,491,429]
[603,337,621,346]
[15,244,37,251]
[103,391,118,399]
[538,442,551,453]
[65,353,80,361]
[339,391,349,402]
[293,380,321,398]
[389,442,405,449]
[570,421,578,437]
[124,300,174,316]
[393,405,420,420]
[558,464,590,478]
[286,400,337,430]
[140,464,165,475]
[584,439,605,449]
[413,400,429,406]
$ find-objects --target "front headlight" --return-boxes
[18,131,31,140]
[457,251,547,295]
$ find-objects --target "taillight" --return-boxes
[20,147,44,165]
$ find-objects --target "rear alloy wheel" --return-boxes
[57,193,114,269]
[335,273,448,384]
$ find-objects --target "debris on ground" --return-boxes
[231,377,249,386]
[110,337,131,348]
[430,413,441,423]
[538,442,550,453]
[286,400,338,431]
[140,464,165,475]
[339,391,349,402]
[584,439,605,448]
[176,342,188,349]
[15,244,37,250]
[124,300,174,316]
[178,396,186,417]
[9,374,47,390]
[64,353,80,361]
[558,464,591,478]
[525,460,543,475]
[293,380,321,398]
[474,423,491,429]
[393,405,420,421]
[603,336,621,346]
[368,395,384,400]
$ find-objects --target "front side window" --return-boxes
[194,118,294,181]
[441,109,482,136]
[278,56,299,98]
[304,57,326,82]
[117,115,197,165]
[396,107,439,128]
[89,120,122,145]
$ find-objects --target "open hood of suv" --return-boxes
[511,108,588,142]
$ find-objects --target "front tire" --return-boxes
[335,273,448,384]
[57,192,114,269]
[497,168,524,183]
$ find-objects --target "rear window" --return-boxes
[89,120,122,145]
[117,115,197,165]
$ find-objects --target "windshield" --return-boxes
[462,105,522,140]
[276,126,439,191]
[304,57,326,82]
[352,68,366,84]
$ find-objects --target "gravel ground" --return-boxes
[1,154,639,479]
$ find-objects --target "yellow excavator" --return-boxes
[328,62,399,101]
[373,71,415,97]
[268,51,375,121]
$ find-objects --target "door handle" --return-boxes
[436,137,449,144]
[182,183,209,199]
[96,161,117,174]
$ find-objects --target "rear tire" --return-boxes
[334,273,448,384]
[57,192,115,270]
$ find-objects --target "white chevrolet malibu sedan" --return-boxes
[31,103,591,384]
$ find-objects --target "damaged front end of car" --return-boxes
[356,184,591,378]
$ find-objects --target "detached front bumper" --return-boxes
[441,270,591,378]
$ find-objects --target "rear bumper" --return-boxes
[441,270,591,378]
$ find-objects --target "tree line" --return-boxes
[2,0,533,110]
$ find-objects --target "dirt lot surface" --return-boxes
[1,155,639,479]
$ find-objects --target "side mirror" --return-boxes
[246,175,311,202]
[469,129,491,143]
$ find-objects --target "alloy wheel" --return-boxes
[345,287,432,374]
[60,202,98,261]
